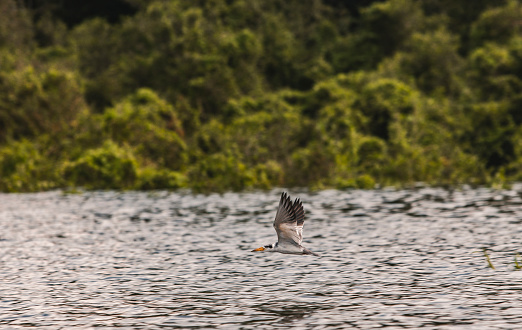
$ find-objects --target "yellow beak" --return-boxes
[252,247,265,252]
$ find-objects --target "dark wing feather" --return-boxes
[273,192,295,228]
[273,192,305,245]
[293,198,305,227]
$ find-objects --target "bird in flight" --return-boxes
[252,192,319,256]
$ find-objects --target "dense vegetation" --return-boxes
[2,0,522,192]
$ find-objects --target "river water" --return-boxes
[1,186,522,329]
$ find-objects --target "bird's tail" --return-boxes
[304,248,320,257]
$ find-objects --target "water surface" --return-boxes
[2,186,522,328]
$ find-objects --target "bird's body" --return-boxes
[252,192,319,256]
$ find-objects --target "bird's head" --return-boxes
[251,243,275,252]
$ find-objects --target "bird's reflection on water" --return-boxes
[1,186,522,328]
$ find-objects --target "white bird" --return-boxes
[252,192,319,256]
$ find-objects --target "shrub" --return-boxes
[0,67,86,142]
[470,0,522,49]
[188,152,255,192]
[137,168,187,190]
[356,78,416,140]
[101,88,187,170]
[468,42,522,100]
[63,140,138,189]
[0,139,57,192]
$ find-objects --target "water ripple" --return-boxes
[1,187,522,328]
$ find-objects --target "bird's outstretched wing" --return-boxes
[273,192,305,246]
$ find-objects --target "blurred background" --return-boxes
[1,0,521,192]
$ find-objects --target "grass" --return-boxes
[482,248,495,270]
[480,249,522,270]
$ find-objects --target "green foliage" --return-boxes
[191,92,310,188]
[357,137,387,168]
[1,0,521,192]
[0,66,86,142]
[188,152,284,192]
[463,102,517,170]
[137,168,187,190]
[382,28,464,95]
[70,18,120,110]
[0,139,57,192]
[188,152,255,192]
[422,0,498,41]
[468,41,522,100]
[340,0,425,70]
[101,88,188,170]
[0,0,33,52]
[69,0,345,114]
[470,0,522,49]
[357,78,416,139]
[63,140,138,189]
[228,96,309,163]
